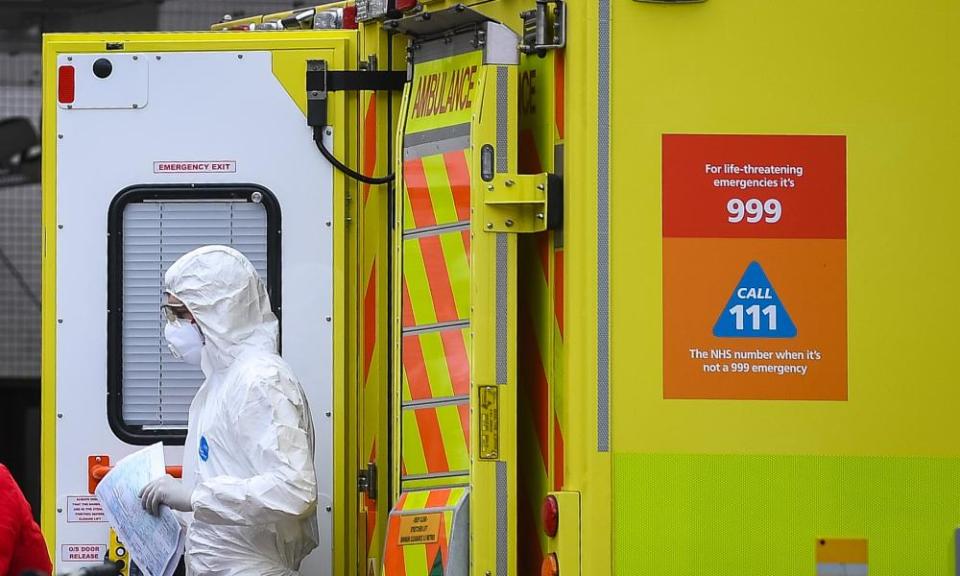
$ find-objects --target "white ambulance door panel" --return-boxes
[56,50,335,574]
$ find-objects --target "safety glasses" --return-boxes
[161,302,192,323]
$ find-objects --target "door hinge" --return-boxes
[358,461,378,501]
[519,0,566,55]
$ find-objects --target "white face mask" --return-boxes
[164,320,204,365]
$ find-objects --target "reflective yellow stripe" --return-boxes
[402,327,470,403]
[447,488,466,507]
[438,231,470,319]
[402,542,428,575]
[403,239,438,326]
[422,332,457,400]
[402,409,428,476]
[402,490,431,511]
[437,404,469,472]
[422,155,460,225]
[402,184,417,231]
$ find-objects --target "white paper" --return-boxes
[94,443,185,576]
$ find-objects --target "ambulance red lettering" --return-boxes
[413,77,429,118]
[435,70,449,115]
[411,65,477,119]
[426,74,439,116]
[447,68,464,112]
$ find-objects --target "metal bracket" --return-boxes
[306,59,406,129]
[358,461,378,501]
[306,60,329,130]
[519,0,566,55]
[482,172,562,233]
[306,60,407,95]
[385,4,492,38]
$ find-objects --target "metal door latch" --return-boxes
[358,461,378,501]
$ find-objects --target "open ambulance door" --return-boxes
[42,31,358,575]
[383,6,561,576]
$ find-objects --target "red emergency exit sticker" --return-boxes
[662,134,847,401]
[153,161,237,174]
[62,544,107,562]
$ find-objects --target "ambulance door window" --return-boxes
[106,185,281,444]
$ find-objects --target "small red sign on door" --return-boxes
[153,161,237,174]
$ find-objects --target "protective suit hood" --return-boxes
[164,245,278,374]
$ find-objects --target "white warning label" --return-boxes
[66,496,106,523]
[153,160,237,173]
[62,544,107,562]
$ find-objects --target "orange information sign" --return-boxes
[398,512,442,546]
[662,134,847,400]
[816,538,868,564]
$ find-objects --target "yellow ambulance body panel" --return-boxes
[608,2,960,574]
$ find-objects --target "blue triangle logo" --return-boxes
[713,261,797,338]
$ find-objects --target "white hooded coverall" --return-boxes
[165,246,318,576]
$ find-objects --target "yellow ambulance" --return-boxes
[42,1,960,574]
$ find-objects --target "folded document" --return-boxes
[94,443,185,576]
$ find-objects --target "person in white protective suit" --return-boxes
[139,245,319,576]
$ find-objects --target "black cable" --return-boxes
[313,128,394,186]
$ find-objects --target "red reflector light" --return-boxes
[343,5,358,29]
[542,495,559,537]
[540,553,559,576]
[395,0,418,11]
[58,65,76,104]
